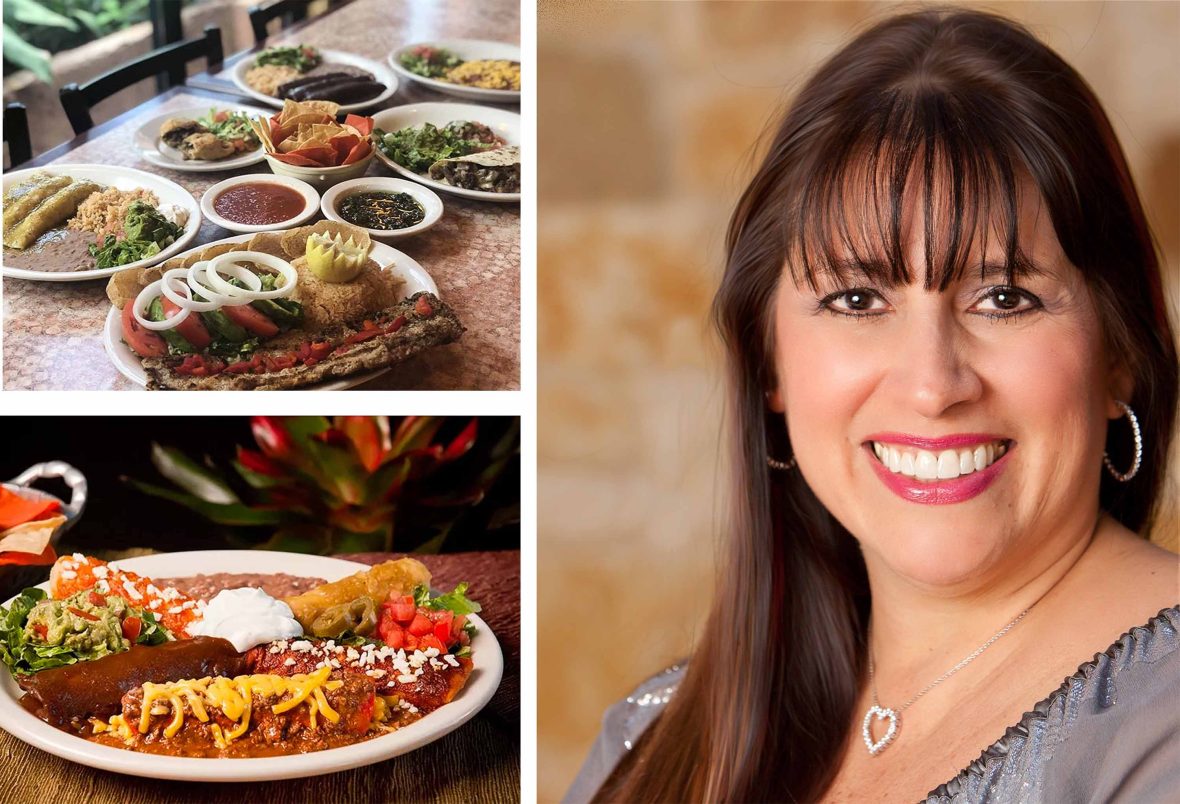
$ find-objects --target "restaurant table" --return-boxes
[0,550,520,803]
[2,0,521,391]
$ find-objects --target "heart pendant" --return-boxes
[862,705,899,755]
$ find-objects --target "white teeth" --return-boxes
[870,440,1009,482]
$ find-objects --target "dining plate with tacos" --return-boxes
[1,166,202,282]
[134,106,273,172]
[101,220,463,390]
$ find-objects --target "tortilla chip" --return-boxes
[343,114,373,137]
[342,139,372,165]
[246,231,287,256]
[0,545,56,567]
[0,515,66,553]
[269,151,331,167]
[195,242,242,262]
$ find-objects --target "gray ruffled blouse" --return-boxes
[565,606,1180,803]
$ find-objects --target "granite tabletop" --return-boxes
[1,0,521,391]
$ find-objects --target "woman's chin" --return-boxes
[869,526,1008,589]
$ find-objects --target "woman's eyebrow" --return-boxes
[811,253,1048,287]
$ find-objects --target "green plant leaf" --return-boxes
[1,27,53,82]
[8,0,78,30]
[411,522,454,554]
[332,528,389,554]
[70,9,102,35]
[258,524,334,554]
[389,417,444,459]
[124,478,288,526]
[232,459,287,489]
[150,442,239,504]
[364,456,411,503]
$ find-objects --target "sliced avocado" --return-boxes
[251,298,304,328]
[147,297,195,355]
[201,308,250,343]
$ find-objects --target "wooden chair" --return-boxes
[59,26,223,135]
[248,0,339,45]
[4,102,33,167]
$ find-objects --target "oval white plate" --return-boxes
[102,232,439,391]
[1,165,202,282]
[320,177,444,241]
[134,106,273,173]
[388,39,521,103]
[371,103,521,203]
[232,48,398,114]
[200,174,321,234]
[0,550,503,782]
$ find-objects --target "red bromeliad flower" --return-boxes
[127,417,518,554]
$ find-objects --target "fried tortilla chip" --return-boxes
[0,515,66,554]
[246,231,287,256]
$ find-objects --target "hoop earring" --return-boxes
[767,455,796,471]
[1103,400,1142,483]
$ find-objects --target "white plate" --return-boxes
[134,106,273,172]
[232,48,398,114]
[388,39,521,103]
[0,550,503,782]
[102,232,439,391]
[1,165,202,282]
[371,103,521,203]
[320,177,444,241]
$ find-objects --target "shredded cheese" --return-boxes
[94,667,364,746]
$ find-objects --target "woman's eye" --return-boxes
[821,288,887,316]
[972,286,1041,316]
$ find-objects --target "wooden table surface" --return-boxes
[0,550,520,803]
[1,0,521,391]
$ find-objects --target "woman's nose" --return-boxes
[885,310,984,419]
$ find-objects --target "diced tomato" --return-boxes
[418,634,447,653]
[415,296,434,317]
[213,110,229,123]
[68,606,98,621]
[403,632,418,650]
[407,613,433,637]
[89,591,107,607]
[162,298,212,349]
[272,353,297,370]
[176,354,226,377]
[434,619,454,645]
[32,623,47,640]
[223,304,280,337]
[122,616,142,642]
[227,360,253,374]
[310,341,332,360]
[391,599,416,625]
[382,623,405,650]
[121,301,168,357]
[345,326,382,345]
[384,315,407,334]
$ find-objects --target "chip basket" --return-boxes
[1,461,87,601]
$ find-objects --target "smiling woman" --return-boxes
[563,7,1180,803]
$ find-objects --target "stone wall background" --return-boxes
[537,2,1180,801]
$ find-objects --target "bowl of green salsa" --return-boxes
[320,177,443,240]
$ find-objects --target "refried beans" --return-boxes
[157,573,325,601]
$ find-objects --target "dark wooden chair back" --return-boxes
[248,0,317,45]
[4,102,33,167]
[59,25,223,135]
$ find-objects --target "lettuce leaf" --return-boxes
[412,582,482,616]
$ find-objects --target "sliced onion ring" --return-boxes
[161,267,220,313]
[200,258,262,306]
[133,278,189,331]
[206,250,298,301]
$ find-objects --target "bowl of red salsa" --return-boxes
[199,175,320,234]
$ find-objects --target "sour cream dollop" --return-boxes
[188,587,302,652]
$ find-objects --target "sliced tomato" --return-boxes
[417,634,447,653]
[384,315,407,334]
[88,591,106,607]
[407,613,433,637]
[222,304,280,337]
[162,298,212,350]
[121,301,168,357]
[122,616,142,642]
[68,606,98,621]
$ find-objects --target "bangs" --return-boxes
[784,86,1045,293]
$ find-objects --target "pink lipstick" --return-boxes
[864,437,1014,505]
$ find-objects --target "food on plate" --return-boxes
[0,586,171,675]
[0,487,65,567]
[375,120,506,174]
[50,554,203,636]
[212,182,308,226]
[1,173,190,273]
[282,558,431,630]
[159,110,261,161]
[2,553,484,758]
[105,220,463,390]
[429,146,520,194]
[17,637,245,727]
[398,46,521,91]
[251,99,374,168]
[445,59,521,90]
[245,44,386,105]
[4,177,101,249]
[337,190,426,231]
[158,572,325,600]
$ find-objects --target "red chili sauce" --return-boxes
[212,182,305,225]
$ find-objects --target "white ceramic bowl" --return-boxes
[264,149,375,190]
[320,177,443,241]
[200,173,320,234]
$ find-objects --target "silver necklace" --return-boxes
[862,608,1030,756]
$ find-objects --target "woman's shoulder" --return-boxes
[927,604,1180,802]
[561,663,687,804]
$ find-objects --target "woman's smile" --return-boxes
[863,433,1015,505]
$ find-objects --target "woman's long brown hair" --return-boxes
[599,8,1178,802]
